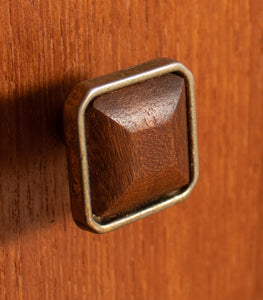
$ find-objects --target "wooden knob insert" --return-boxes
[86,73,190,218]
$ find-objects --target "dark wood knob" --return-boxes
[86,73,189,218]
[64,58,198,232]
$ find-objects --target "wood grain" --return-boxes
[66,72,189,219]
[0,0,262,299]
[87,73,189,218]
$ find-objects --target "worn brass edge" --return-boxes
[67,58,198,233]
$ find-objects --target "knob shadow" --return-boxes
[0,76,80,243]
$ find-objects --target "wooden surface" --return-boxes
[84,73,189,218]
[0,0,262,299]
[87,73,189,218]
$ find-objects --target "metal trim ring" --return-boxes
[76,58,198,233]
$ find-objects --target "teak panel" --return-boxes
[0,1,262,300]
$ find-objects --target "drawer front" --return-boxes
[0,1,262,299]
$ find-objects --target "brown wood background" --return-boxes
[0,0,262,299]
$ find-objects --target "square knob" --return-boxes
[64,58,198,233]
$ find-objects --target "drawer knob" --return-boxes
[63,58,198,233]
